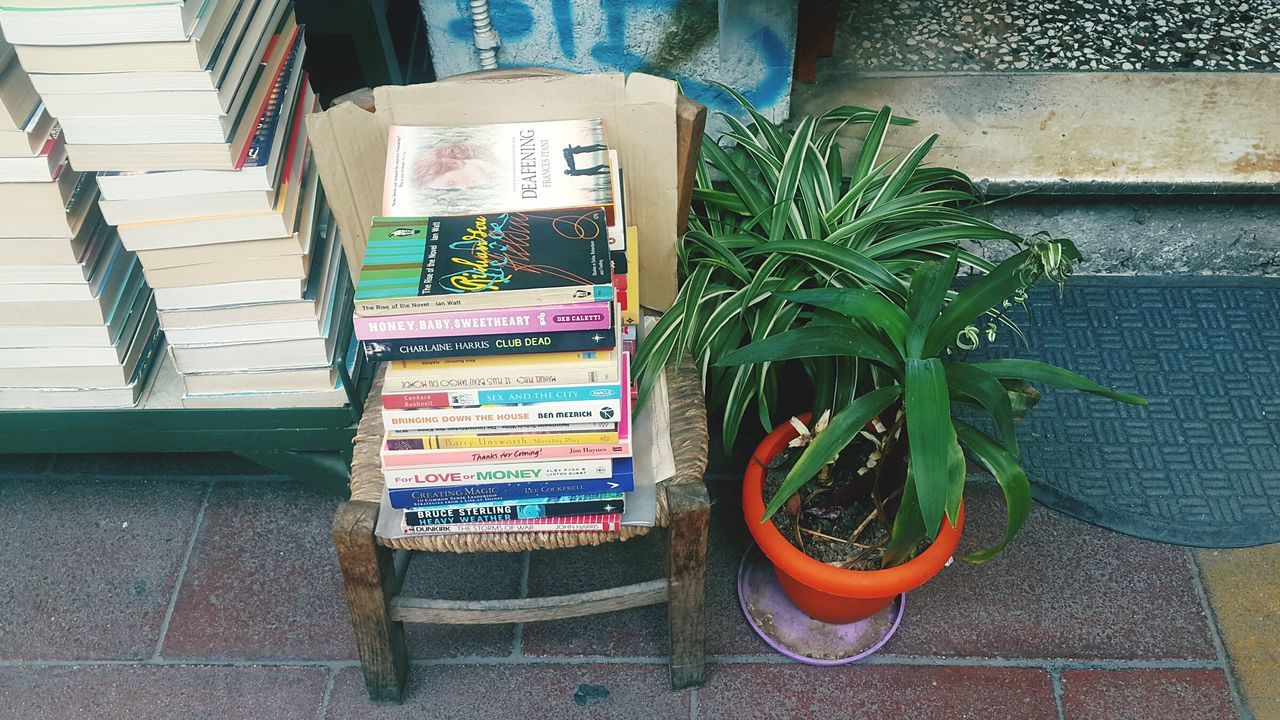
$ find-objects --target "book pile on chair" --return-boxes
[356,119,643,536]
[0,29,159,409]
[0,0,356,409]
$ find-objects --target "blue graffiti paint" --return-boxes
[550,0,576,59]
[447,0,536,42]
[589,0,681,72]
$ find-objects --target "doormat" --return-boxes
[995,276,1280,547]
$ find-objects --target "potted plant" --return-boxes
[634,89,1145,624]
[722,247,1145,623]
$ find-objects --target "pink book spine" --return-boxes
[382,442,631,468]
[354,302,614,341]
[618,351,632,441]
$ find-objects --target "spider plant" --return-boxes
[633,86,1030,451]
[718,245,1147,563]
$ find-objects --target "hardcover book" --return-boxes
[355,208,612,316]
[382,119,614,218]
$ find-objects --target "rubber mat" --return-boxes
[994,277,1280,547]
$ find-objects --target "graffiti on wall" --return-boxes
[427,0,796,121]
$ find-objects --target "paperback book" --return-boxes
[400,493,626,524]
[382,118,614,218]
[355,208,612,317]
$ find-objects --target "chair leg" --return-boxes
[665,483,710,690]
[333,500,408,703]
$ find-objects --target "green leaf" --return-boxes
[762,386,902,520]
[850,106,893,186]
[904,254,959,358]
[716,325,902,373]
[971,359,1148,405]
[865,134,938,213]
[904,358,966,538]
[771,117,816,243]
[776,287,911,353]
[739,239,907,299]
[883,465,927,567]
[954,420,1032,563]
[925,248,1037,356]
[946,362,1019,457]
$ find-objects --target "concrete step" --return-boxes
[792,71,1280,194]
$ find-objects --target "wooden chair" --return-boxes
[329,72,711,703]
[334,359,710,702]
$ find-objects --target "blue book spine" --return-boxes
[390,473,635,509]
[472,384,621,405]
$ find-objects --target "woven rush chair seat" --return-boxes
[349,357,708,553]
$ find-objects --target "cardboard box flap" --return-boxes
[308,72,681,310]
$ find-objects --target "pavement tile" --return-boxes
[703,472,774,657]
[696,663,1057,720]
[0,477,204,660]
[162,481,518,660]
[325,664,690,719]
[884,483,1215,660]
[51,452,280,479]
[0,665,327,720]
[1195,545,1280,720]
[1060,669,1238,720]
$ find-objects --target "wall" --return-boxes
[419,0,798,123]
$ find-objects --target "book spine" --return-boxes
[387,422,614,437]
[382,382,622,410]
[381,441,632,468]
[385,364,619,392]
[362,328,616,362]
[354,301,613,341]
[397,514,622,535]
[388,474,635,509]
[382,399,622,432]
[384,430,621,452]
[386,457,631,488]
[354,284,613,318]
[402,495,627,525]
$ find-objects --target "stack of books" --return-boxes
[0,30,160,409]
[358,119,642,536]
[0,0,357,408]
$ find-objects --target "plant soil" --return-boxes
[761,444,925,571]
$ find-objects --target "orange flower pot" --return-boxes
[742,413,965,625]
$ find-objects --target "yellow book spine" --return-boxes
[411,430,621,450]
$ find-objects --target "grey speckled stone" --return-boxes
[0,478,204,660]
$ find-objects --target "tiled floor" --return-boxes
[0,454,1259,719]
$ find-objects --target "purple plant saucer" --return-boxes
[736,543,904,666]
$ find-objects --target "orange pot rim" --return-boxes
[743,412,964,599]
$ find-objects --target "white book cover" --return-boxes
[382,118,614,217]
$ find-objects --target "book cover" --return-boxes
[361,327,616,362]
[388,474,635,509]
[383,119,614,218]
[381,440,632,468]
[382,381,621,410]
[402,493,626,524]
[354,301,612,341]
[384,428,621,452]
[382,398,622,433]
[397,513,622,535]
[356,208,613,316]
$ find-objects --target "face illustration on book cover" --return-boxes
[384,119,613,217]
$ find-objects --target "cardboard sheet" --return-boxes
[307,72,683,311]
